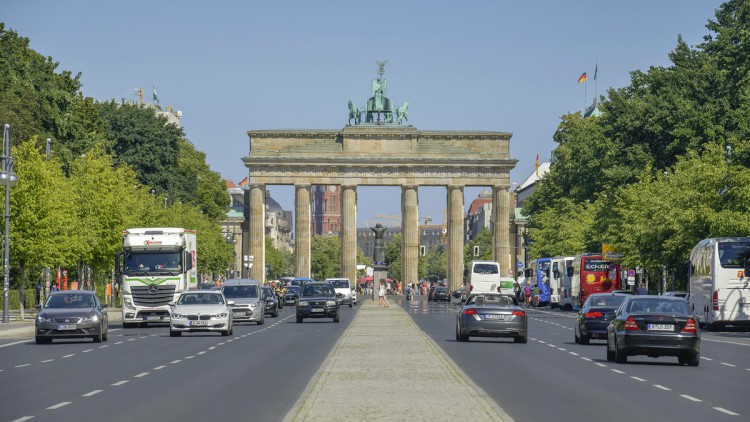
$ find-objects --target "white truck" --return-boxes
[116,228,197,328]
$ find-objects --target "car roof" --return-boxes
[223,278,260,286]
[50,290,95,295]
[185,289,223,294]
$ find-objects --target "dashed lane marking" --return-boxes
[82,349,93,353]
[134,372,149,378]
[720,362,736,367]
[62,354,74,358]
[185,356,194,359]
[170,360,182,364]
[197,351,206,355]
[595,363,607,367]
[208,346,216,350]
[41,359,54,363]
[47,402,71,410]
[611,369,625,374]
[714,407,739,416]
[581,357,592,362]
[569,352,579,356]
[82,390,102,397]
[15,364,31,368]
[700,357,713,361]
[154,365,167,370]
[680,395,702,402]
[115,341,123,345]
[631,377,647,382]
[11,416,33,422]
[654,385,671,391]
[98,345,109,348]
[111,380,129,386]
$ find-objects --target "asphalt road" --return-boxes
[0,304,359,422]
[406,297,750,422]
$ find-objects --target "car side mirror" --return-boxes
[336,292,344,298]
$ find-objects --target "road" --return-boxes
[2,297,749,422]
[406,297,750,422]
[0,304,358,422]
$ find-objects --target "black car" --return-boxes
[606,295,700,366]
[261,286,279,317]
[284,285,302,306]
[296,282,340,323]
[431,286,451,302]
[575,293,628,345]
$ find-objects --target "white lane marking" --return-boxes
[15,364,31,368]
[185,356,194,359]
[82,390,102,397]
[720,362,737,367]
[547,344,556,347]
[127,338,136,342]
[62,354,75,358]
[631,376,647,382]
[217,342,225,345]
[134,372,149,378]
[226,340,234,343]
[41,359,54,363]
[700,357,713,361]
[47,401,71,409]
[11,416,33,422]
[208,346,216,350]
[99,345,109,349]
[581,357,592,362]
[82,349,93,353]
[197,351,206,355]
[539,340,547,344]
[568,352,579,356]
[170,360,182,364]
[595,363,607,367]
[713,407,740,416]
[611,369,625,374]
[115,341,123,345]
[653,384,671,391]
[680,394,702,402]
[111,380,129,386]
[530,338,537,341]
[0,340,31,348]
[702,337,750,347]
[154,365,167,370]
[558,348,567,351]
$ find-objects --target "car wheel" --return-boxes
[221,329,230,336]
[514,336,528,344]
[273,310,279,317]
[296,315,303,323]
[258,316,264,325]
[170,330,181,337]
[93,329,103,343]
[456,322,469,342]
[579,334,590,345]
[102,328,108,342]
[574,331,580,344]
[614,339,627,364]
[606,340,615,362]
[687,353,700,367]
[333,312,340,323]
[35,337,49,344]
[228,324,233,336]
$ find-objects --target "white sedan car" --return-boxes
[169,290,234,337]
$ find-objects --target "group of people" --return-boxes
[513,280,542,308]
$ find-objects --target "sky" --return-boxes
[4,0,725,227]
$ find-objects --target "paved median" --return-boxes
[284,299,512,421]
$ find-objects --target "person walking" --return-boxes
[636,282,648,295]
[378,279,389,308]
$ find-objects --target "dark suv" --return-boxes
[296,282,340,323]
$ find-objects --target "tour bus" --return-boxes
[570,254,621,310]
[528,258,552,306]
[468,260,514,294]
[688,237,750,330]
[550,255,575,310]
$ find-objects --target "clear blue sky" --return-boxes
[4,0,724,226]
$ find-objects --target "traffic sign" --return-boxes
[517,262,524,269]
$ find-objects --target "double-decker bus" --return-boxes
[570,254,621,310]
[688,237,750,330]
[529,258,552,306]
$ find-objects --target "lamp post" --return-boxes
[2,124,19,324]
[224,232,237,278]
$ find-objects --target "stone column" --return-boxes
[249,184,266,281]
[401,185,419,291]
[340,185,357,286]
[295,184,312,278]
[493,186,511,277]
[447,185,464,292]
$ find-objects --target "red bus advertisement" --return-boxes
[570,254,621,310]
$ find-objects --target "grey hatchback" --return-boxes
[35,290,109,344]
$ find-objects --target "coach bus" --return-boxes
[551,255,575,310]
[688,237,750,330]
[529,258,552,306]
[570,254,621,310]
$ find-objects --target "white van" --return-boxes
[550,256,575,310]
[468,261,512,294]
[325,278,357,307]
[688,237,750,329]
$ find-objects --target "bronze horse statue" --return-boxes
[348,100,362,125]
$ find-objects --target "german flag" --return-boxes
[239,177,248,188]
[577,72,587,83]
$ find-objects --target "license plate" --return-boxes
[56,324,76,330]
[484,314,505,320]
[311,308,324,313]
[189,321,209,326]
[233,311,246,316]
[143,316,162,320]
[647,324,674,331]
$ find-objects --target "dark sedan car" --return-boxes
[575,293,628,345]
[606,295,700,366]
[296,282,340,323]
[262,286,279,317]
[456,293,527,343]
[432,286,451,302]
[284,285,302,306]
[35,290,109,344]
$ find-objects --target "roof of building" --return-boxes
[517,161,551,191]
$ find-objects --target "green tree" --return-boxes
[311,235,340,280]
[424,244,447,282]
[385,233,402,281]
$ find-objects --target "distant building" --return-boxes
[226,181,293,254]
[312,185,341,235]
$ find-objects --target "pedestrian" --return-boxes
[378,279,389,308]
[636,282,648,295]
[51,281,59,292]
[523,283,531,307]
[35,281,42,305]
[513,281,521,302]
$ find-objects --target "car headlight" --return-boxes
[171,313,184,319]
[215,313,228,319]
[326,300,337,306]
[37,314,52,323]
[251,302,260,307]
[80,315,99,323]
[297,301,308,307]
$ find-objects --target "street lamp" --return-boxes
[225,232,237,278]
[2,124,19,324]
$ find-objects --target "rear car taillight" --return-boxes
[585,311,603,318]
[512,310,526,317]
[463,309,477,315]
[682,318,697,333]
[624,316,640,331]
[712,290,719,312]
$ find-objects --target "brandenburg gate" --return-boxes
[242,63,517,291]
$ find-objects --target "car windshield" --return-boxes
[627,299,689,314]
[330,281,349,288]
[287,286,301,294]
[467,294,517,306]
[178,293,224,305]
[585,295,627,308]
[436,287,448,292]
[302,285,334,296]
[222,285,258,298]
[46,293,96,309]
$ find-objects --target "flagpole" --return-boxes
[584,79,587,113]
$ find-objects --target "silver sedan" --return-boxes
[456,293,528,343]
[169,290,234,337]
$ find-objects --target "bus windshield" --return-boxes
[473,264,499,274]
[718,242,750,268]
